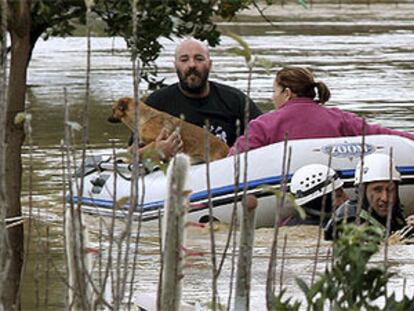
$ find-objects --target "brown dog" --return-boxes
[108,97,229,163]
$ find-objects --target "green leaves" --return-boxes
[226,32,252,65]
[272,288,301,311]
[275,224,414,309]
[24,1,262,85]
[31,0,86,40]
[297,0,309,9]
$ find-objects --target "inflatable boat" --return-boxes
[68,135,414,228]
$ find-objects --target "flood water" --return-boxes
[21,3,414,310]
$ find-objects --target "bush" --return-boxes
[273,224,414,310]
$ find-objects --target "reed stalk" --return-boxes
[326,247,333,311]
[35,244,40,310]
[266,135,291,309]
[62,1,98,308]
[225,122,241,311]
[160,154,190,310]
[97,140,119,309]
[97,215,103,293]
[311,152,333,286]
[63,88,97,310]
[15,108,36,309]
[204,122,219,310]
[61,140,70,308]
[355,119,366,225]
[216,170,240,271]
[44,226,50,307]
[157,203,163,311]
[234,92,256,310]
[70,0,105,304]
[278,234,288,292]
[234,194,256,311]
[67,3,94,306]
[63,87,83,309]
[233,39,257,311]
[127,158,146,310]
[117,0,144,307]
[383,148,394,270]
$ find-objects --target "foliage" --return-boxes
[274,224,414,310]
[272,288,301,311]
[30,1,87,44]
[298,0,308,9]
[0,0,312,85]
[2,0,309,84]
[226,31,275,73]
[90,0,253,83]
[0,0,273,84]
[382,294,414,311]
[226,31,253,64]
[298,225,389,310]
[275,224,414,311]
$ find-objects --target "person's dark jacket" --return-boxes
[324,198,406,241]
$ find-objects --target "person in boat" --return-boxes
[228,66,414,155]
[324,153,413,241]
[139,37,262,160]
[283,163,348,226]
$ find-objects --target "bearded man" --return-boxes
[143,37,262,157]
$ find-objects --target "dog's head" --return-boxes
[108,97,135,123]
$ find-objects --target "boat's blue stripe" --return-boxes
[398,166,414,174]
[188,175,286,202]
[69,166,414,212]
[69,196,164,211]
[69,174,286,212]
[338,169,355,178]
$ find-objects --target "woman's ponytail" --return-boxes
[276,67,331,104]
[315,81,330,104]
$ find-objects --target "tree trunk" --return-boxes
[2,1,32,310]
[0,0,10,303]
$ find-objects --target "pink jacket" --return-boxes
[229,97,414,155]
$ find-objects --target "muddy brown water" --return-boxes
[21,3,414,310]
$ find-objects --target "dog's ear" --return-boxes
[118,98,130,112]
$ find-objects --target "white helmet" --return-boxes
[354,153,401,185]
[290,164,344,206]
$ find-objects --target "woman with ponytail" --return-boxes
[229,66,414,155]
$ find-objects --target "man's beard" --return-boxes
[177,67,209,94]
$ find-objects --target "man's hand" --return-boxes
[155,128,183,160]
[406,214,414,228]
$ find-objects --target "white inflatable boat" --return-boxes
[68,135,414,228]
